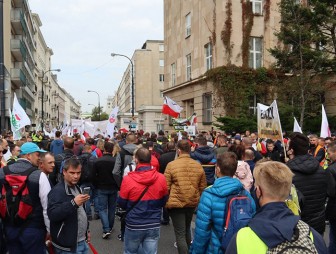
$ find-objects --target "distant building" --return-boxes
[112,40,165,132]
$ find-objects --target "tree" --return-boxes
[270,0,332,129]
[91,107,108,121]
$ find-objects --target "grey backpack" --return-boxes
[267,220,317,254]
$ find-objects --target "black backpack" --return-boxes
[0,166,36,226]
[79,153,93,184]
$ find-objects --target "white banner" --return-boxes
[293,117,302,133]
[12,93,31,129]
[321,104,331,138]
[257,100,283,141]
[106,107,119,138]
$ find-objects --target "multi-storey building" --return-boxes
[104,95,114,114]
[112,40,165,132]
[163,0,281,131]
[1,0,80,132]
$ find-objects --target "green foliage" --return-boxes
[214,116,257,133]
[91,107,108,121]
[206,65,277,117]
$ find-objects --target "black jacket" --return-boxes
[287,154,334,234]
[92,154,118,190]
[326,161,336,220]
[48,182,88,252]
[158,150,176,174]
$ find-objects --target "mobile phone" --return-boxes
[83,187,91,195]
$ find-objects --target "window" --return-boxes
[185,13,191,37]
[249,37,262,69]
[252,0,263,15]
[186,54,192,81]
[159,44,164,52]
[159,74,164,82]
[205,43,213,70]
[171,63,176,86]
[202,93,212,124]
[159,59,164,67]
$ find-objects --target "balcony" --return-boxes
[11,68,26,88]
[13,0,24,8]
[11,39,27,61]
[11,9,28,35]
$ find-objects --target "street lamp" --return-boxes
[111,53,134,117]
[41,69,61,132]
[87,90,100,121]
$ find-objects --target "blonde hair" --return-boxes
[111,141,121,157]
[254,161,294,200]
[96,139,105,151]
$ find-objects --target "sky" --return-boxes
[28,0,164,113]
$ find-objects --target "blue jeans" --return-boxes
[124,228,160,254]
[96,188,118,233]
[329,220,336,254]
[55,240,88,254]
[5,227,46,254]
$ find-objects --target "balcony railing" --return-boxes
[10,39,27,61]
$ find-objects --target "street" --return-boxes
[88,216,178,254]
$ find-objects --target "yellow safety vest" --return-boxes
[236,226,314,254]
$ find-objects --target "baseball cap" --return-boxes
[20,142,47,155]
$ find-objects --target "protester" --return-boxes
[73,133,84,156]
[92,142,118,239]
[309,134,326,163]
[265,139,281,161]
[50,131,64,156]
[48,157,90,254]
[287,132,335,235]
[39,152,56,186]
[214,134,228,155]
[165,140,207,254]
[118,147,168,253]
[190,152,256,253]
[6,144,21,165]
[54,137,75,185]
[0,142,51,253]
[190,135,216,186]
[244,148,255,174]
[226,161,327,253]
[0,139,8,168]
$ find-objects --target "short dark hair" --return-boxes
[104,141,114,153]
[135,147,151,163]
[9,144,18,153]
[266,139,274,145]
[55,131,61,138]
[63,157,81,171]
[217,152,238,177]
[289,132,309,156]
[177,140,191,153]
[195,135,207,146]
[86,138,95,145]
[166,141,176,151]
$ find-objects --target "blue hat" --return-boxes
[20,142,47,155]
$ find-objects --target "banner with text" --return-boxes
[257,100,283,141]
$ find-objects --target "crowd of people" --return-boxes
[0,128,335,253]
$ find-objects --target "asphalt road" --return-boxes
[88,216,178,254]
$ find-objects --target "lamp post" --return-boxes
[87,90,100,121]
[111,53,134,118]
[41,69,60,132]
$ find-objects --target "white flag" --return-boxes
[106,107,119,138]
[12,93,31,129]
[320,104,331,138]
[9,109,22,140]
[293,117,302,133]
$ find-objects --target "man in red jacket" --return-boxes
[118,147,168,253]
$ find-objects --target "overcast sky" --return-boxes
[28,0,163,113]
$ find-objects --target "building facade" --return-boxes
[1,0,80,133]
[163,0,281,131]
[112,40,165,132]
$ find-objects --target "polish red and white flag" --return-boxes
[162,96,183,118]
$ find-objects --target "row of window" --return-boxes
[185,0,264,38]
[169,37,262,86]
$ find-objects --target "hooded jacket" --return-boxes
[118,164,168,230]
[50,139,64,156]
[225,202,327,254]
[190,146,216,185]
[287,154,333,234]
[190,177,256,254]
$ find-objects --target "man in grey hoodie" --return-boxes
[112,133,138,189]
[50,131,64,156]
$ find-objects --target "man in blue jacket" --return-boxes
[50,131,64,156]
[190,152,256,254]
[226,161,327,254]
[48,157,90,254]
